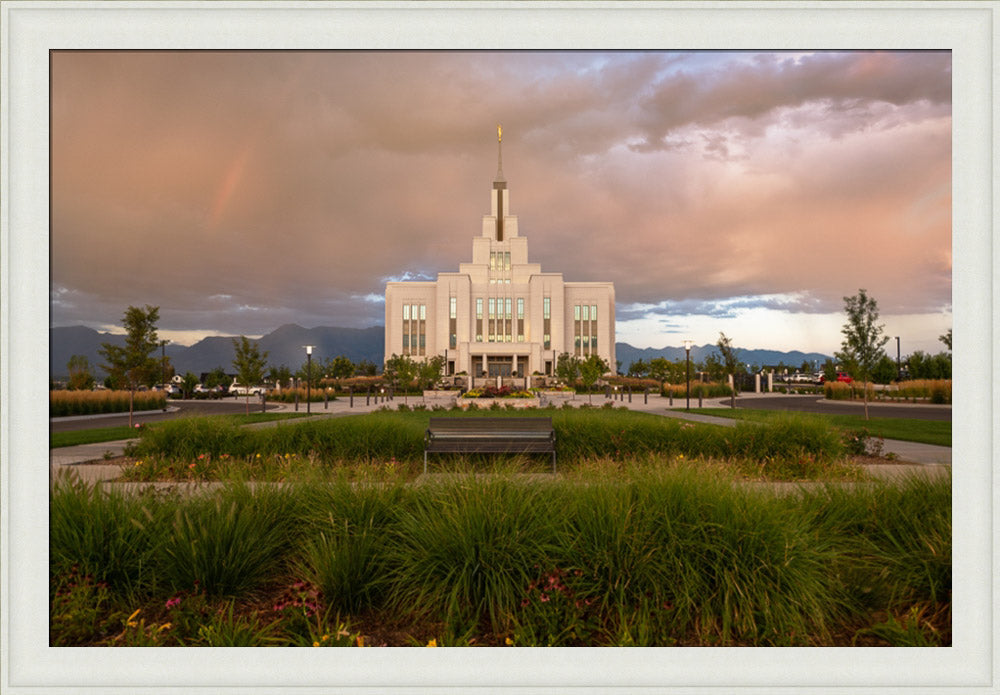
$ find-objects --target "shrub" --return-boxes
[50,390,166,417]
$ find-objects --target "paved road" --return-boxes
[49,399,278,432]
[729,394,951,421]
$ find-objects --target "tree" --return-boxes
[98,305,160,427]
[354,359,378,377]
[270,364,292,390]
[555,352,580,386]
[419,355,445,390]
[647,357,671,387]
[296,358,325,390]
[326,355,355,380]
[939,328,952,352]
[232,336,269,414]
[578,354,609,404]
[67,354,95,391]
[180,371,199,399]
[836,289,889,420]
[384,354,419,404]
[716,332,740,392]
[204,366,229,391]
[627,358,649,378]
[871,354,898,385]
[702,353,725,382]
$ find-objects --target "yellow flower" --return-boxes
[322,634,329,642]
[313,641,320,647]
[126,608,141,627]
[158,623,172,632]
[356,635,365,647]
[426,638,437,647]
[505,637,514,646]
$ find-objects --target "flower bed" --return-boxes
[457,397,540,409]
[462,386,534,399]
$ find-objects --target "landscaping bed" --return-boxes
[51,466,950,647]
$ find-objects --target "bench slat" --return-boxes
[424,417,556,473]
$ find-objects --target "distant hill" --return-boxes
[614,343,831,373]
[50,324,385,380]
[49,324,830,380]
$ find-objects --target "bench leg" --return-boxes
[424,451,428,475]
[552,451,556,474]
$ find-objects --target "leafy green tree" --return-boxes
[871,354,898,385]
[326,355,355,380]
[204,366,229,390]
[578,354,609,404]
[67,354,95,391]
[555,352,580,386]
[98,305,160,427]
[180,371,199,399]
[384,354,419,404]
[822,359,837,383]
[296,358,325,390]
[939,328,952,352]
[232,336,269,414]
[419,355,445,389]
[647,357,671,387]
[269,364,292,390]
[716,332,741,392]
[836,289,889,420]
[354,359,378,377]
[627,358,649,378]
[702,353,725,382]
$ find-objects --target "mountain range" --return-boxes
[50,324,831,380]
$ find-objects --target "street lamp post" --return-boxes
[683,340,693,411]
[160,340,169,410]
[303,345,316,414]
[895,336,901,380]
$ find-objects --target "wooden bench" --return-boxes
[424,416,556,473]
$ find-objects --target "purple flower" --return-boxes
[165,597,182,609]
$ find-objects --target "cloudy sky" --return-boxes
[51,50,952,355]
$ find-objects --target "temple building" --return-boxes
[384,128,615,379]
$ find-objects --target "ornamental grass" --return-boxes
[125,410,848,482]
[50,389,167,417]
[50,466,951,647]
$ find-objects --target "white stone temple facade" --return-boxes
[384,128,615,379]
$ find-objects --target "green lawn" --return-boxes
[50,413,309,449]
[690,408,951,447]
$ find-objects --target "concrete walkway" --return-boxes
[50,392,951,485]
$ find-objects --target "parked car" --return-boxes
[788,372,813,383]
[230,382,265,397]
[819,372,853,384]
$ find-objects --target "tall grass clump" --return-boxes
[51,390,166,417]
[796,472,951,610]
[548,466,847,645]
[129,410,850,481]
[382,476,560,633]
[50,473,167,596]
[661,381,733,399]
[892,379,952,404]
[158,483,302,596]
[294,478,412,613]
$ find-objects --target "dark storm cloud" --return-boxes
[51,50,951,346]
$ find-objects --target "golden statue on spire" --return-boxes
[497,124,502,143]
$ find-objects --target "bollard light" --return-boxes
[683,340,693,411]
[303,345,316,414]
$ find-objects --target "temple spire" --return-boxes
[494,123,505,184]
